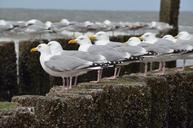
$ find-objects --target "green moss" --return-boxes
[0,102,18,110]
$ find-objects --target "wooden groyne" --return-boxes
[160,0,180,35]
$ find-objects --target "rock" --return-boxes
[0,107,39,128]
[5,70,193,127]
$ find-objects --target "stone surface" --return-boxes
[0,107,39,128]
[1,69,193,128]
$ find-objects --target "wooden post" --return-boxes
[159,0,180,35]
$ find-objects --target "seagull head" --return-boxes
[139,32,157,44]
[176,31,191,40]
[45,21,53,29]
[68,35,92,46]
[89,31,110,45]
[162,35,177,43]
[140,32,156,41]
[47,41,63,55]
[96,31,109,41]
[103,20,111,25]
[25,19,42,26]
[126,37,141,46]
[60,19,70,25]
[84,21,93,27]
[31,43,50,55]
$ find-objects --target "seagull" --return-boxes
[0,20,15,33]
[175,31,193,41]
[24,19,52,39]
[91,31,150,57]
[126,37,142,46]
[25,19,44,26]
[47,41,107,83]
[89,31,146,60]
[139,32,189,75]
[163,34,193,71]
[90,31,149,75]
[126,36,159,75]
[60,19,70,26]
[45,19,70,33]
[68,35,131,79]
[90,31,158,75]
[148,21,173,32]
[31,43,102,90]
[90,31,123,47]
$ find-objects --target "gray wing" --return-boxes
[108,41,124,48]
[138,43,152,48]
[88,45,126,61]
[153,39,174,48]
[26,24,47,32]
[45,55,93,72]
[62,50,106,63]
[154,39,191,50]
[146,45,173,54]
[115,46,147,56]
[177,40,193,47]
[172,43,193,50]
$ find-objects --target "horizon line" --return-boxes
[0,7,192,12]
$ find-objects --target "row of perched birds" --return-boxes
[31,31,193,90]
[0,19,171,38]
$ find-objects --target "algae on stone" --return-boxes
[0,102,18,110]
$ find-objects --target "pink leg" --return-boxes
[66,77,69,87]
[62,77,66,87]
[90,69,103,83]
[62,77,68,90]
[116,67,121,77]
[162,62,166,74]
[144,63,148,76]
[104,67,118,80]
[74,76,78,86]
[154,62,162,72]
[159,62,163,71]
[114,67,118,77]
[97,69,103,82]
[154,62,165,75]
[150,62,153,72]
[69,77,73,89]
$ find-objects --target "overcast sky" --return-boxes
[0,0,192,11]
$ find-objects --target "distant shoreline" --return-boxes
[0,8,193,12]
[0,8,192,26]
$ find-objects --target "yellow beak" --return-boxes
[68,39,77,44]
[30,47,38,52]
[139,36,144,41]
[89,35,96,41]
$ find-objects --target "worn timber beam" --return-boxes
[159,0,180,35]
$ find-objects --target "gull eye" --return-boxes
[79,37,84,40]
[38,45,42,48]
[97,33,102,36]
